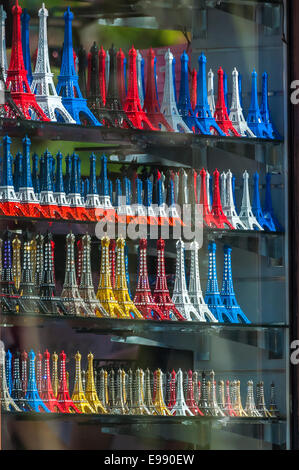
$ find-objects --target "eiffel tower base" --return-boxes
[25,390,50,412]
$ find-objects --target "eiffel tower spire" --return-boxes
[153,238,185,321]
[229,68,255,137]
[6,1,49,121]
[221,245,250,323]
[190,68,197,111]
[143,47,173,131]
[247,69,272,138]
[160,49,191,133]
[31,4,75,123]
[71,351,95,413]
[56,7,100,126]
[204,242,233,323]
[133,238,166,320]
[207,69,215,115]
[0,6,8,79]
[114,237,143,319]
[194,54,225,136]
[85,352,107,413]
[188,241,217,322]
[172,239,204,321]
[239,171,263,230]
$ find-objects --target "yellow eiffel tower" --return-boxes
[12,235,22,291]
[71,352,96,413]
[85,353,107,414]
[51,352,59,398]
[153,369,171,416]
[96,237,127,318]
[114,238,143,320]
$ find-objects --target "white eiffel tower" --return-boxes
[188,241,217,322]
[170,369,193,416]
[239,171,263,230]
[0,6,8,80]
[31,4,75,123]
[160,49,191,133]
[229,68,255,138]
[223,170,247,229]
[0,345,21,412]
[207,69,216,116]
[172,239,203,321]
[220,171,227,209]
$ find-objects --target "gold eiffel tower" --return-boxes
[96,237,126,318]
[51,352,59,398]
[114,238,143,319]
[153,369,171,416]
[232,380,248,417]
[71,352,95,413]
[85,353,107,414]
[12,235,22,292]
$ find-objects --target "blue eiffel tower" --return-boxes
[21,9,33,86]
[264,173,283,232]
[260,72,281,140]
[194,53,225,136]
[204,242,233,323]
[56,8,100,126]
[220,246,250,324]
[6,350,12,395]
[25,350,50,412]
[178,51,205,134]
[247,69,273,139]
[252,172,274,231]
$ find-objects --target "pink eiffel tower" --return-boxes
[153,238,185,321]
[133,239,167,320]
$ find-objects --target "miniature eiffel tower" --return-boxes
[11,352,31,411]
[223,170,247,229]
[40,350,64,412]
[67,153,91,221]
[167,370,176,410]
[231,380,247,417]
[261,72,280,139]
[198,372,211,415]
[256,381,272,418]
[18,136,45,218]
[153,369,171,416]
[25,350,50,412]
[129,368,151,415]
[113,369,128,415]
[244,380,261,417]
[60,232,92,316]
[0,346,21,411]
[99,46,106,105]
[204,242,233,323]
[264,173,283,232]
[143,368,157,415]
[51,352,59,398]
[143,48,173,131]
[218,380,227,416]
[12,234,22,292]
[221,245,250,324]
[170,369,193,416]
[239,171,263,230]
[247,69,272,139]
[199,168,218,228]
[194,54,225,136]
[172,239,203,321]
[160,49,191,133]
[114,238,143,319]
[178,51,205,134]
[0,6,8,80]
[55,8,99,126]
[229,68,255,137]
[137,50,145,107]
[78,234,109,317]
[208,371,225,417]
[252,172,273,231]
[85,353,107,413]
[123,46,157,130]
[0,136,27,217]
[269,382,279,418]
[57,351,81,413]
[34,234,44,288]
[72,352,95,413]
[96,237,126,318]
[0,232,21,313]
[97,368,109,411]
[153,238,185,321]
[188,241,217,322]
[31,4,74,123]
[53,152,73,220]
[39,150,65,219]
[21,8,33,86]
[6,1,49,121]
[207,69,215,115]
[134,238,166,320]
[210,169,234,230]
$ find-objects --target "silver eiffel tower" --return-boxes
[0,345,21,411]
[244,380,262,417]
[144,368,157,415]
[129,368,150,415]
[170,369,193,416]
[208,371,225,417]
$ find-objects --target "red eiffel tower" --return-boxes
[5,1,49,121]
[185,370,204,416]
[190,68,197,111]
[123,46,158,130]
[167,370,176,410]
[56,351,81,413]
[0,66,25,119]
[153,239,185,321]
[109,239,116,289]
[210,169,234,230]
[199,168,219,228]
[214,67,240,137]
[143,48,173,132]
[41,350,64,413]
[117,48,126,107]
[98,46,106,107]
[133,239,167,320]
